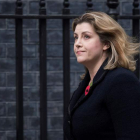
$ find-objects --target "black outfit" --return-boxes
[63,58,140,140]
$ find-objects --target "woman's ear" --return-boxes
[103,41,110,51]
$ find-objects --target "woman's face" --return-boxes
[74,22,108,66]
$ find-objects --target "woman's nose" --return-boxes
[75,38,82,48]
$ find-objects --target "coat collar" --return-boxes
[83,57,109,85]
[69,57,109,116]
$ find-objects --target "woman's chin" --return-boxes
[76,58,86,64]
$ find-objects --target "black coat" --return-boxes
[63,58,140,140]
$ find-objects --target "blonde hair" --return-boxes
[72,12,140,78]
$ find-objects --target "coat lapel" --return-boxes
[69,58,109,116]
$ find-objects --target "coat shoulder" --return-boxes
[106,67,139,82]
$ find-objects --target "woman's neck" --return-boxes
[87,56,107,84]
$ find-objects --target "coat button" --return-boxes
[68,121,70,124]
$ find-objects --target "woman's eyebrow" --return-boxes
[74,31,93,35]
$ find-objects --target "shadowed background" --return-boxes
[0,0,139,140]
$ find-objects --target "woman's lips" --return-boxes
[76,51,85,55]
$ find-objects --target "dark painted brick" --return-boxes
[7,19,15,29]
[24,102,37,116]
[6,131,16,140]
[0,30,27,43]
[6,73,15,87]
[23,30,28,43]
[118,19,131,29]
[7,102,16,116]
[29,30,39,43]
[29,30,63,44]
[70,30,74,43]
[70,59,84,72]
[47,30,62,44]
[23,73,37,87]
[0,59,15,72]
[36,43,39,58]
[7,73,37,87]
[24,130,36,140]
[70,19,73,27]
[47,87,63,101]
[24,87,63,102]
[6,44,15,58]
[27,59,39,71]
[28,117,40,129]
[36,131,63,140]
[0,88,16,101]
[0,19,6,29]
[0,118,16,130]
[24,88,39,101]
[37,131,63,140]
[23,44,37,57]
[24,117,30,130]
[47,44,62,57]
[92,2,108,12]
[24,30,29,43]
[0,1,27,14]
[0,131,6,140]
[0,30,15,43]
[48,72,63,86]
[23,59,27,71]
[70,72,76,86]
[122,2,132,15]
[7,44,37,58]
[47,101,63,116]
[47,72,63,86]
[0,2,15,14]
[70,44,76,57]
[7,19,37,29]
[47,131,63,140]
[37,72,63,86]
[48,117,63,130]
[36,131,40,140]
[6,46,27,71]
[47,1,63,14]
[0,73,6,87]
[70,2,108,14]
[70,2,87,14]
[0,103,6,116]
[47,59,63,71]
[29,1,39,14]
[0,44,6,58]
[7,103,37,117]
[47,19,62,29]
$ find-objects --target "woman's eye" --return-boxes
[74,36,78,40]
[84,35,90,39]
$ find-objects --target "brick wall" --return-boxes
[0,0,138,140]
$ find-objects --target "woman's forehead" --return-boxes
[74,22,95,34]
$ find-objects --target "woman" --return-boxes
[63,12,140,140]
